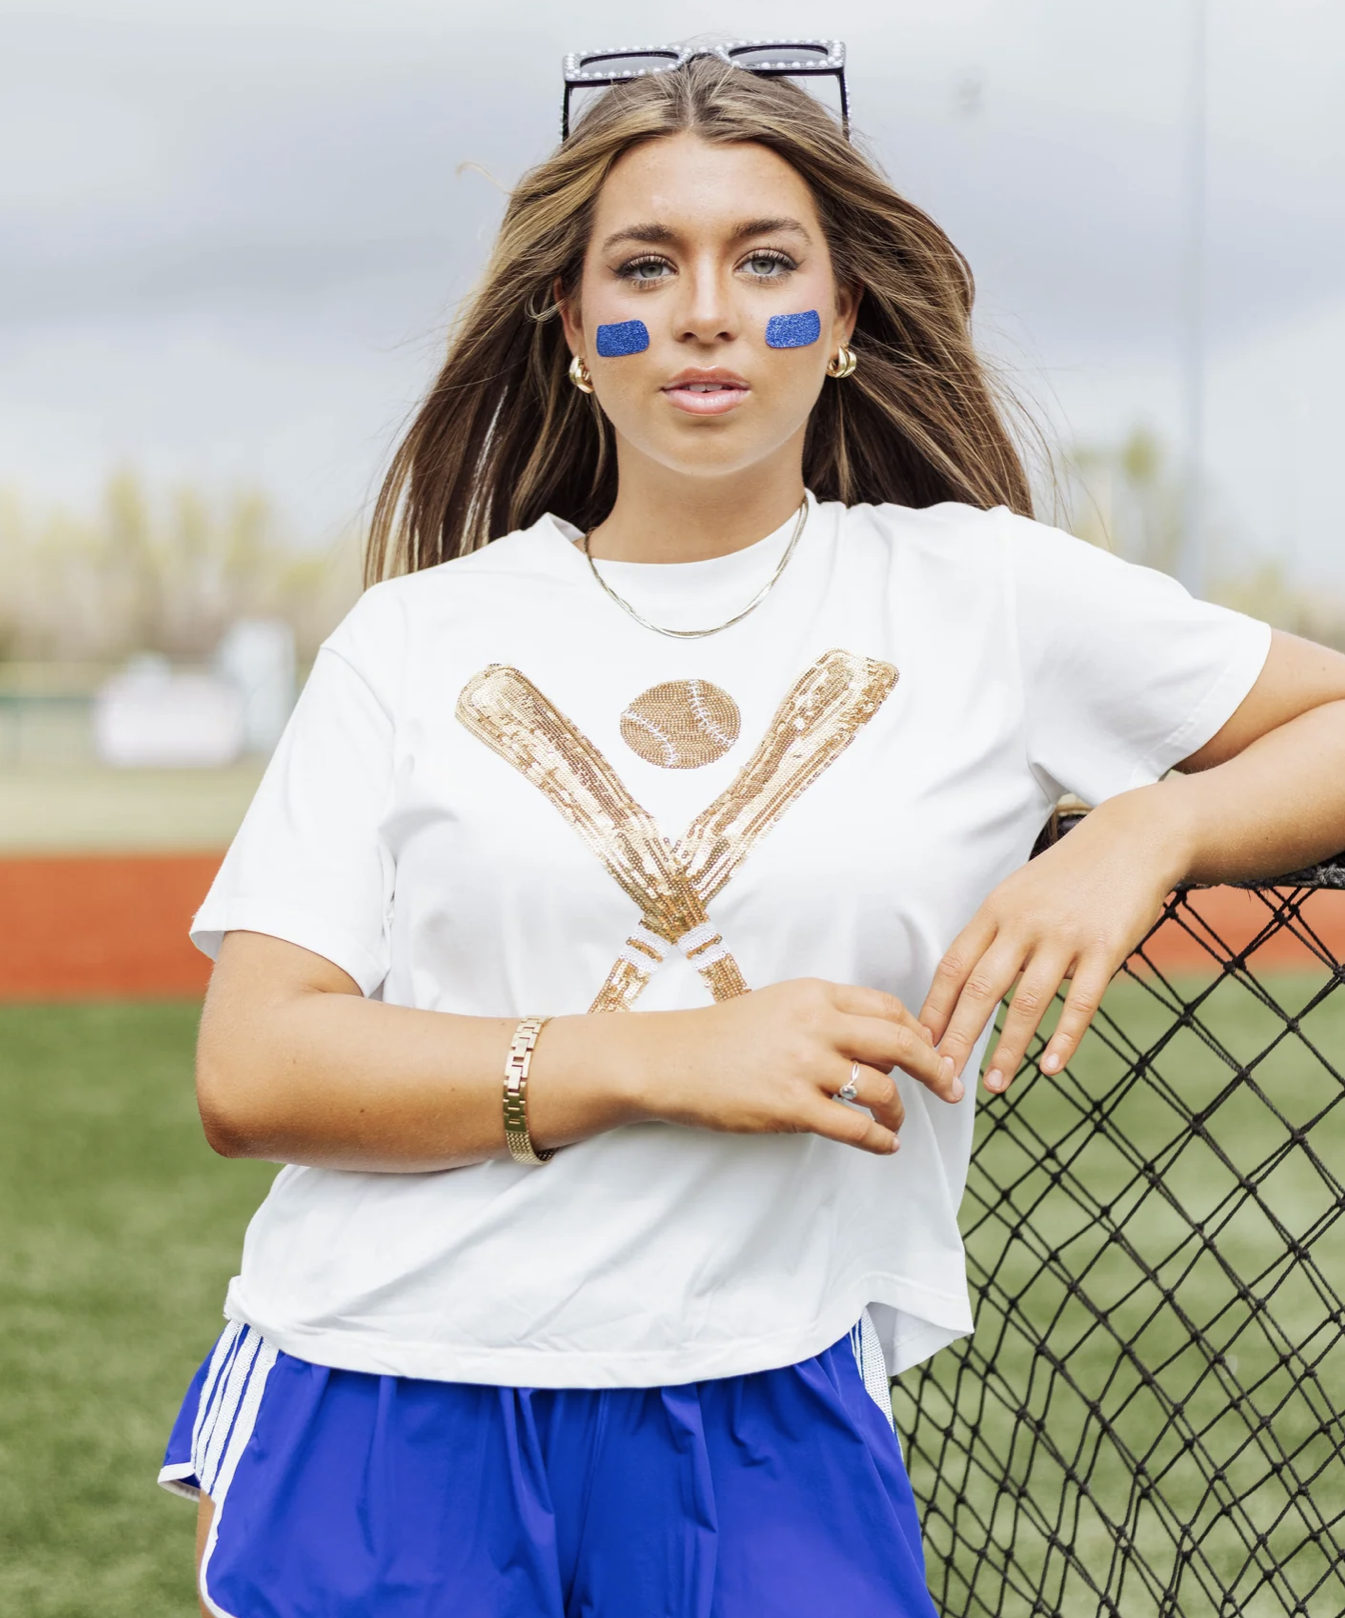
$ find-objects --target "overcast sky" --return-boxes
[3,0,1344,581]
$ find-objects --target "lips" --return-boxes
[661,368,750,418]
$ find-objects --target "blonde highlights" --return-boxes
[366,58,1032,584]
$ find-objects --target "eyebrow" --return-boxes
[600,216,813,253]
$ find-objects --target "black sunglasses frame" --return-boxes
[561,39,849,141]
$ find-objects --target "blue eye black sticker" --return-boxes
[765,310,821,349]
[595,320,650,358]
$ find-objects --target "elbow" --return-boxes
[199,1102,253,1160]
[196,1055,267,1160]
[195,945,318,1160]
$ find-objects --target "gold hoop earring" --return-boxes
[826,344,858,380]
[568,354,594,394]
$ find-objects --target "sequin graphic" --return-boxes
[595,320,650,357]
[677,652,898,905]
[765,311,821,349]
[620,680,741,769]
[456,650,897,1011]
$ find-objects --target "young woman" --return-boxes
[159,48,1345,1618]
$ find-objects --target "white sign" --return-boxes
[94,657,245,768]
[214,618,297,753]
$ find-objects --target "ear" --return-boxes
[555,274,584,356]
[834,281,863,347]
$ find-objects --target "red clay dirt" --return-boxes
[0,856,1342,1001]
[1137,884,1345,974]
[0,854,220,1000]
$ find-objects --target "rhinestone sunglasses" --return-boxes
[561,39,849,141]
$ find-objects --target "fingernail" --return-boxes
[950,1076,965,1102]
[889,1138,901,1153]
[986,1069,1004,1092]
[1041,1051,1061,1073]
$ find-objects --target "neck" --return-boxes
[584,440,807,563]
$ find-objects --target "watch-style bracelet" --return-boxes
[502,1015,554,1166]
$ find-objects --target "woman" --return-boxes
[159,49,1345,1618]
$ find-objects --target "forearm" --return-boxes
[197,936,950,1171]
[1155,698,1345,885]
[197,941,642,1171]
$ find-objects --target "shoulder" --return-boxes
[838,500,1142,590]
[323,517,579,670]
[839,498,1092,555]
[836,498,1020,558]
[832,500,1030,598]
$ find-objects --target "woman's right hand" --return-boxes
[538,979,964,1157]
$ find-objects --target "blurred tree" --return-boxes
[1065,425,1185,575]
[1061,425,1345,652]
[5,449,1344,664]
[0,473,360,663]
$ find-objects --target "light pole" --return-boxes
[1180,0,1209,597]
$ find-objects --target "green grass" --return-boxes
[1,981,1342,1616]
[0,1002,273,1617]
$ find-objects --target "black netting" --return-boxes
[896,861,1345,1617]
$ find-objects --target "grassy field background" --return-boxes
[1,980,1341,1616]
[0,1003,274,1617]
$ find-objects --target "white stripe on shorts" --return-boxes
[158,1320,250,1501]
[192,1320,246,1465]
[850,1308,895,1430]
[197,1326,263,1498]
[197,1328,278,1618]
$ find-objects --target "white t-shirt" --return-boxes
[193,494,1270,1387]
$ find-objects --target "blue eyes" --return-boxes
[742,253,794,279]
[616,251,795,284]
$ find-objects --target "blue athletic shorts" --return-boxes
[160,1319,937,1618]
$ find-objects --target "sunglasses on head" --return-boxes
[561,39,849,141]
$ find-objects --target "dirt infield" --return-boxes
[1134,884,1345,973]
[1,854,1342,1000]
[0,854,220,1000]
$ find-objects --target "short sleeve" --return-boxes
[191,642,395,995]
[1003,512,1272,806]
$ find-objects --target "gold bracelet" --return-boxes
[502,1016,554,1166]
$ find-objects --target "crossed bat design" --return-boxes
[456,649,898,1012]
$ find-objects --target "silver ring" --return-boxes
[836,1061,860,1103]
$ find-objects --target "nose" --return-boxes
[673,254,738,347]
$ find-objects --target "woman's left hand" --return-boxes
[918,787,1190,1095]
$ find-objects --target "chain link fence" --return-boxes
[897,849,1345,1617]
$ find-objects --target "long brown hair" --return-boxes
[367,57,1032,584]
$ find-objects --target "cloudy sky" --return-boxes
[3,0,1344,581]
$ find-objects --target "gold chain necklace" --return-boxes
[581,498,809,640]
